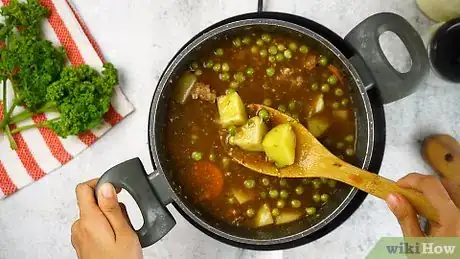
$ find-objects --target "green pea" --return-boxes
[280,190,289,199]
[260,191,267,199]
[195,69,203,76]
[246,208,255,217]
[320,193,330,202]
[213,63,221,72]
[334,88,344,97]
[234,72,246,82]
[266,67,275,77]
[276,53,285,62]
[320,177,328,184]
[228,197,236,204]
[346,148,355,156]
[277,44,286,51]
[261,177,270,186]
[288,100,297,111]
[288,42,298,51]
[191,151,203,161]
[299,45,309,54]
[205,60,214,68]
[244,179,256,189]
[219,72,230,81]
[268,45,278,55]
[268,55,276,63]
[272,208,280,217]
[259,49,268,57]
[228,136,236,145]
[336,142,345,150]
[319,56,328,66]
[232,38,242,47]
[227,126,237,136]
[284,49,293,59]
[258,109,270,122]
[295,186,304,195]
[332,102,340,109]
[191,62,199,70]
[222,157,230,169]
[302,178,311,185]
[209,152,217,161]
[229,81,239,89]
[242,36,251,45]
[328,75,338,85]
[222,63,230,72]
[191,134,199,141]
[215,48,224,56]
[291,199,301,208]
[313,193,321,203]
[278,105,287,112]
[263,98,272,106]
[246,67,255,76]
[311,83,319,91]
[261,33,272,42]
[306,207,317,216]
[226,88,236,95]
[341,98,350,107]
[312,179,321,189]
[321,84,330,93]
[279,179,288,187]
[251,46,259,54]
[328,179,337,188]
[256,39,264,46]
[276,199,286,208]
[345,135,354,143]
[269,189,279,198]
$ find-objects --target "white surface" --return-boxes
[0,0,459,258]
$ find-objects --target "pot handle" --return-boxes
[96,158,176,248]
[345,12,429,104]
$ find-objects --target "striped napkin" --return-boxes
[0,0,134,198]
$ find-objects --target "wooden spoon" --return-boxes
[222,104,439,222]
[422,134,460,183]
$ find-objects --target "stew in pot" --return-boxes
[165,32,356,228]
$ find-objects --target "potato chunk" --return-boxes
[233,116,268,152]
[254,203,274,227]
[173,72,197,104]
[262,124,296,168]
[217,92,247,127]
[232,189,253,204]
[275,211,302,225]
[307,115,330,137]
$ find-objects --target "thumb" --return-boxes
[97,183,132,236]
[386,193,425,237]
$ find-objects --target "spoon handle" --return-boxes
[331,163,440,223]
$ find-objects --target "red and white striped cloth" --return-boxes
[0,0,134,198]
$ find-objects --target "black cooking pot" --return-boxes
[95,2,428,250]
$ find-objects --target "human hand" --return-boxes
[71,179,142,259]
[386,173,460,237]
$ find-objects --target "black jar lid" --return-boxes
[429,17,460,83]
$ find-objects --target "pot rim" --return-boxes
[150,18,375,246]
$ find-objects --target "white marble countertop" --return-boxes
[0,0,459,258]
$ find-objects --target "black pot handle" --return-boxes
[345,12,429,104]
[95,158,176,248]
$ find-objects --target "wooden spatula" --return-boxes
[422,134,460,183]
[222,104,439,222]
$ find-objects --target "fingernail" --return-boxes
[386,194,399,212]
[100,183,114,199]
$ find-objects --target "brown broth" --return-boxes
[165,33,356,228]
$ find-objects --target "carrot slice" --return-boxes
[189,160,224,201]
[328,64,345,86]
